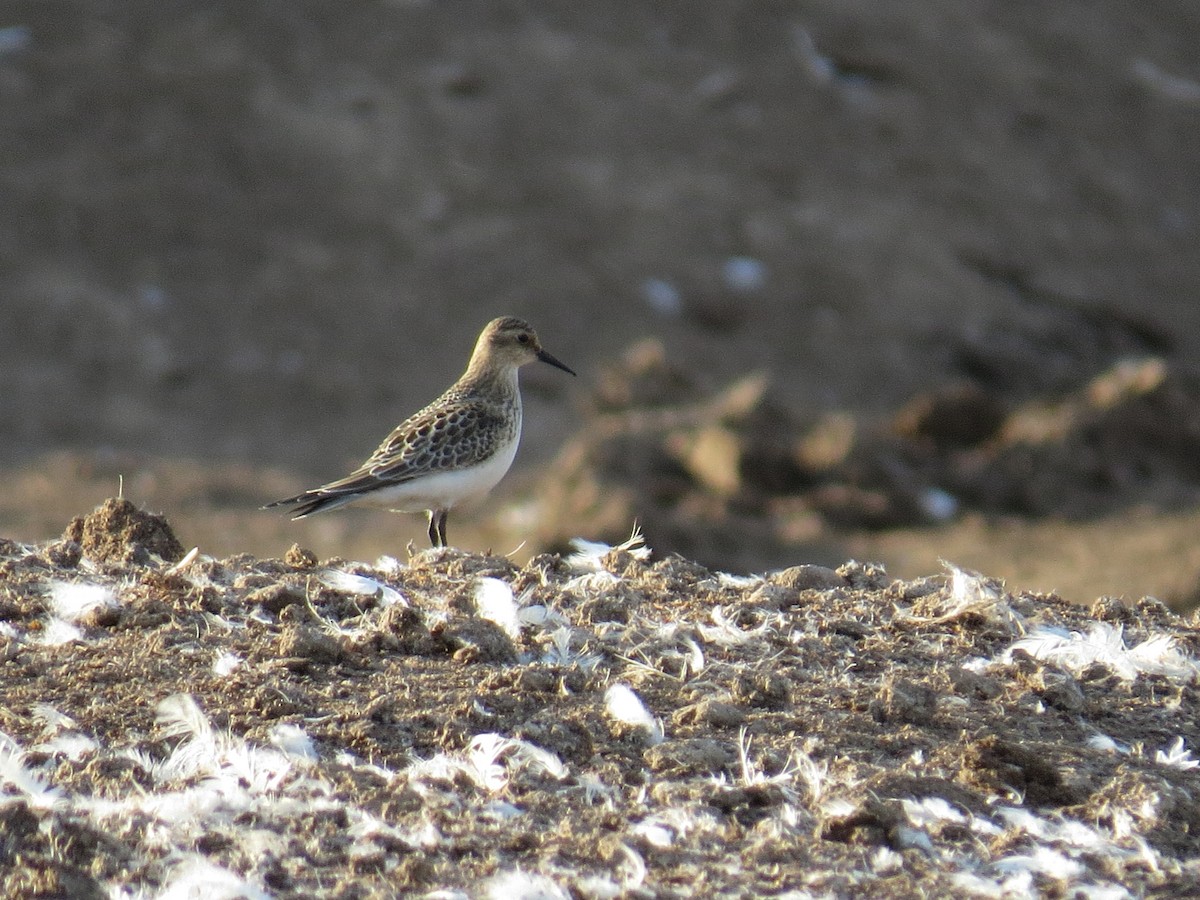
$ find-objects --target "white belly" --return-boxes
[356,435,520,513]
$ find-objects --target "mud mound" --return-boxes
[531,346,1200,571]
[1,508,1198,897]
[62,497,185,565]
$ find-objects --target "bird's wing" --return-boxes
[312,398,508,497]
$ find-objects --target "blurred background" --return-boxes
[2,1,1199,606]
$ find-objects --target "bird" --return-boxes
[264,316,575,548]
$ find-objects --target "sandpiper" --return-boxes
[265,316,575,547]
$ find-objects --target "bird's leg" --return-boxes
[427,509,448,548]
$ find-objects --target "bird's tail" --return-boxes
[262,491,354,519]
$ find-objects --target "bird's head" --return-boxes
[474,316,576,376]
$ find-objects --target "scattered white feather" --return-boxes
[220,741,293,795]
[155,855,270,900]
[482,870,570,900]
[1127,634,1198,681]
[0,730,63,808]
[714,572,761,589]
[992,845,1084,880]
[574,772,615,806]
[517,600,567,629]
[612,842,648,890]
[36,617,84,646]
[334,750,398,782]
[907,563,1022,629]
[212,651,241,677]
[34,732,97,761]
[468,734,523,793]
[682,637,705,674]
[632,818,676,849]
[248,606,276,626]
[745,801,809,843]
[631,806,717,850]
[871,846,904,874]
[1086,734,1126,754]
[538,626,602,671]
[788,748,829,805]
[164,546,200,575]
[572,875,623,900]
[468,733,568,785]
[152,694,293,793]
[345,810,418,855]
[32,703,78,733]
[1154,736,1198,770]
[479,799,524,821]
[155,694,215,746]
[953,808,1138,900]
[318,569,406,607]
[995,805,1054,839]
[408,734,567,796]
[563,571,621,594]
[945,563,1001,609]
[10,543,1188,897]
[566,528,650,573]
[699,605,775,647]
[567,539,619,573]
[316,569,377,596]
[1071,885,1134,900]
[46,580,119,623]
[900,796,965,829]
[472,698,497,719]
[404,751,464,790]
[821,797,858,819]
[475,578,521,640]
[603,684,664,745]
[737,728,810,799]
[734,734,763,787]
[950,869,1009,898]
[270,723,317,762]
[412,820,443,851]
[373,555,404,575]
[994,805,1119,854]
[517,604,549,626]
[540,627,572,665]
[1005,624,1199,682]
[893,825,935,855]
[201,611,234,634]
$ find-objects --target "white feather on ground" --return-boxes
[603,683,664,745]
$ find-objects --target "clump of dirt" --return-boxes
[530,346,1200,572]
[63,498,185,565]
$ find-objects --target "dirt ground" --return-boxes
[1,501,1200,898]
[3,16,1200,895]
[3,2,1200,608]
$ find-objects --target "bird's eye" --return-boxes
[517,333,530,344]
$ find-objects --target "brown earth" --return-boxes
[2,9,1200,603]
[1,501,1199,897]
